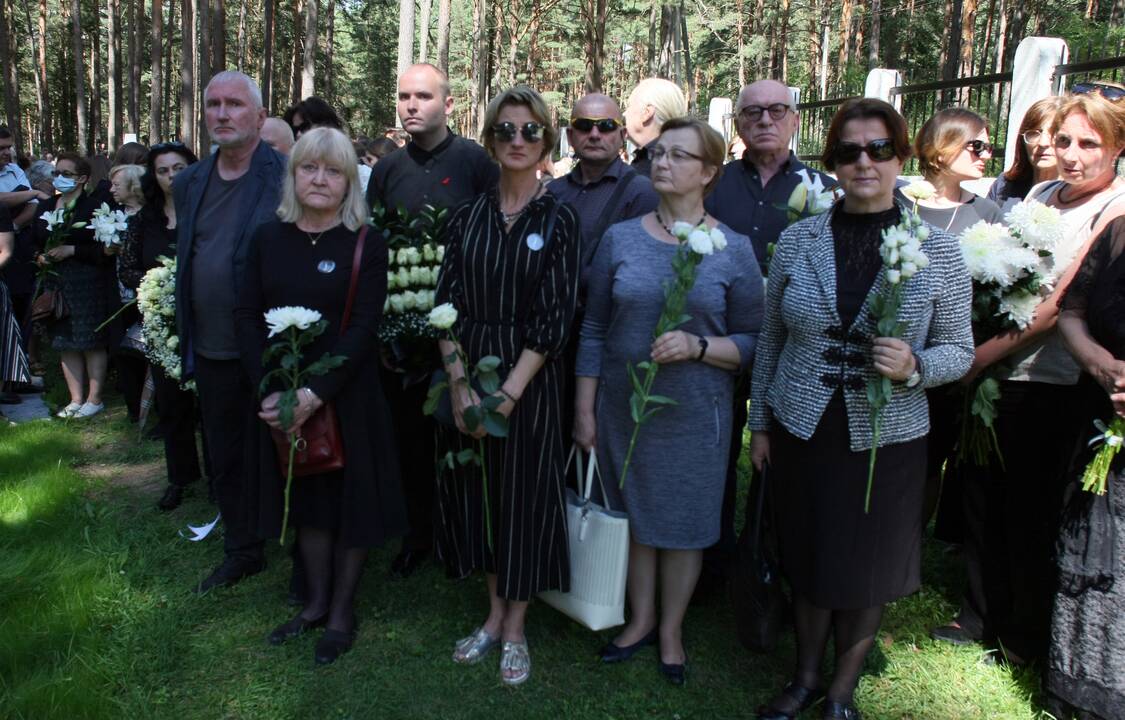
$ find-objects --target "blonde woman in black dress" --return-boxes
[435,86,580,686]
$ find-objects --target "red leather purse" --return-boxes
[271,226,367,478]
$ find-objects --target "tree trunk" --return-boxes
[71,0,88,153]
[469,0,487,135]
[198,0,211,147]
[0,0,22,151]
[396,0,414,81]
[583,0,607,91]
[151,0,163,142]
[942,0,963,81]
[261,0,274,112]
[680,1,693,107]
[127,0,140,134]
[237,0,247,71]
[326,0,334,101]
[436,0,451,73]
[106,0,122,149]
[288,0,301,105]
[210,0,225,71]
[868,0,881,68]
[181,0,195,152]
[419,0,432,62]
[778,0,790,80]
[301,0,317,97]
[34,0,51,148]
[164,0,174,138]
[91,2,102,149]
[959,0,977,79]
[19,0,46,151]
[839,0,854,68]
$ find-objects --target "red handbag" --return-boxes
[270,226,367,478]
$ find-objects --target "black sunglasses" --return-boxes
[570,117,620,133]
[491,122,545,143]
[965,139,994,157]
[1073,82,1125,102]
[832,138,897,165]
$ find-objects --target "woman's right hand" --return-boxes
[750,431,771,472]
[573,410,597,451]
[450,379,485,439]
[1093,357,1125,398]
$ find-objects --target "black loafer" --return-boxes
[193,556,266,594]
[157,485,186,512]
[929,622,977,646]
[268,613,327,645]
[598,628,657,663]
[314,628,356,665]
[657,658,686,685]
[758,682,825,720]
[822,700,862,720]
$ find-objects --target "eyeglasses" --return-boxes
[831,139,898,165]
[964,139,994,157]
[650,146,703,164]
[491,122,545,143]
[1072,82,1125,102]
[734,103,793,123]
[52,170,79,179]
[1022,130,1051,145]
[570,117,620,133]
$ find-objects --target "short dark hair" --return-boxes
[821,98,912,171]
[113,141,149,166]
[284,96,343,134]
[141,142,198,219]
[55,151,92,182]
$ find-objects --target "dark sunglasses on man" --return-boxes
[964,139,993,157]
[491,121,545,143]
[570,117,620,134]
[1072,82,1125,102]
[832,138,898,165]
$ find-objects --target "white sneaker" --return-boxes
[56,402,82,418]
[73,402,104,418]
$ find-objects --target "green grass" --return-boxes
[0,399,1052,719]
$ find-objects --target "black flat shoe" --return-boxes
[598,628,657,663]
[757,682,825,720]
[314,628,355,665]
[929,622,977,646]
[157,485,186,512]
[822,700,862,720]
[193,556,266,594]
[657,656,686,686]
[267,613,327,645]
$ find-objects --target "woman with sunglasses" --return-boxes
[941,90,1125,667]
[749,98,973,720]
[436,86,580,686]
[117,142,202,511]
[575,117,762,685]
[34,152,114,419]
[989,96,1065,210]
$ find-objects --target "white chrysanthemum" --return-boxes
[687,229,714,255]
[263,306,322,337]
[1005,199,1063,252]
[959,221,1023,286]
[886,268,901,285]
[999,289,1041,330]
[902,180,937,202]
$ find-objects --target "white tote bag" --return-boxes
[539,446,630,631]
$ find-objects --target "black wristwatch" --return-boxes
[696,335,709,361]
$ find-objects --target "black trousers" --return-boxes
[380,366,435,552]
[153,365,202,487]
[193,355,263,561]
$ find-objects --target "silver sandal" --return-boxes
[452,626,500,665]
[500,639,531,686]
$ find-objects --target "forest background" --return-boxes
[0,0,1123,165]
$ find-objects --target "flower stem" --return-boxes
[279,431,296,545]
[619,361,660,489]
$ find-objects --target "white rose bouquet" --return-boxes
[955,199,1063,466]
[373,203,449,346]
[259,306,347,543]
[619,222,728,489]
[864,182,932,512]
[136,255,192,390]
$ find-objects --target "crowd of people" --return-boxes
[1,64,1123,719]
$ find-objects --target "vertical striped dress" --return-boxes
[434,190,581,601]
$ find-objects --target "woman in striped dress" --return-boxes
[0,205,30,408]
[434,86,580,686]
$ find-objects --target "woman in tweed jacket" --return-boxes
[749,99,973,720]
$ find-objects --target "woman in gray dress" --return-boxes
[575,117,763,684]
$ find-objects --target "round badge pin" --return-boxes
[526,233,544,251]
[317,259,336,274]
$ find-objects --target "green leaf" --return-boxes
[636,361,652,371]
[443,451,456,470]
[443,351,460,365]
[423,380,448,415]
[281,354,299,370]
[646,394,678,406]
[629,394,644,423]
[476,356,502,373]
[483,412,509,438]
[478,372,500,395]
[304,354,347,376]
[456,448,477,465]
[463,405,482,432]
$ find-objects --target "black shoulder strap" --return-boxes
[515,198,562,323]
[588,169,637,255]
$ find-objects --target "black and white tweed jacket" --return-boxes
[747,202,974,451]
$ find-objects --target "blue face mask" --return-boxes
[53,175,77,193]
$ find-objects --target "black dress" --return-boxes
[772,207,927,610]
[433,191,581,601]
[1047,217,1125,720]
[234,221,407,548]
[119,208,202,487]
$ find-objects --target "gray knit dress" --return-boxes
[576,217,763,549]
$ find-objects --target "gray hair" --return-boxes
[205,71,264,109]
[26,160,54,187]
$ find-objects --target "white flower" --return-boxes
[900,261,918,278]
[263,306,322,337]
[959,221,1033,287]
[786,183,808,215]
[1005,200,1063,252]
[429,302,457,329]
[687,229,714,255]
[395,248,409,265]
[387,272,398,290]
[670,221,695,240]
[166,335,178,349]
[710,227,728,251]
[40,207,65,231]
[902,180,937,202]
[436,245,446,261]
[999,289,1041,330]
[886,269,901,285]
[423,244,436,262]
[396,267,410,288]
[389,294,405,313]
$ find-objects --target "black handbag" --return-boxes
[730,462,787,652]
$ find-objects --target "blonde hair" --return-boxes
[628,78,688,128]
[277,127,369,231]
[1054,91,1125,153]
[480,86,557,162]
[914,108,988,180]
[108,164,145,207]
